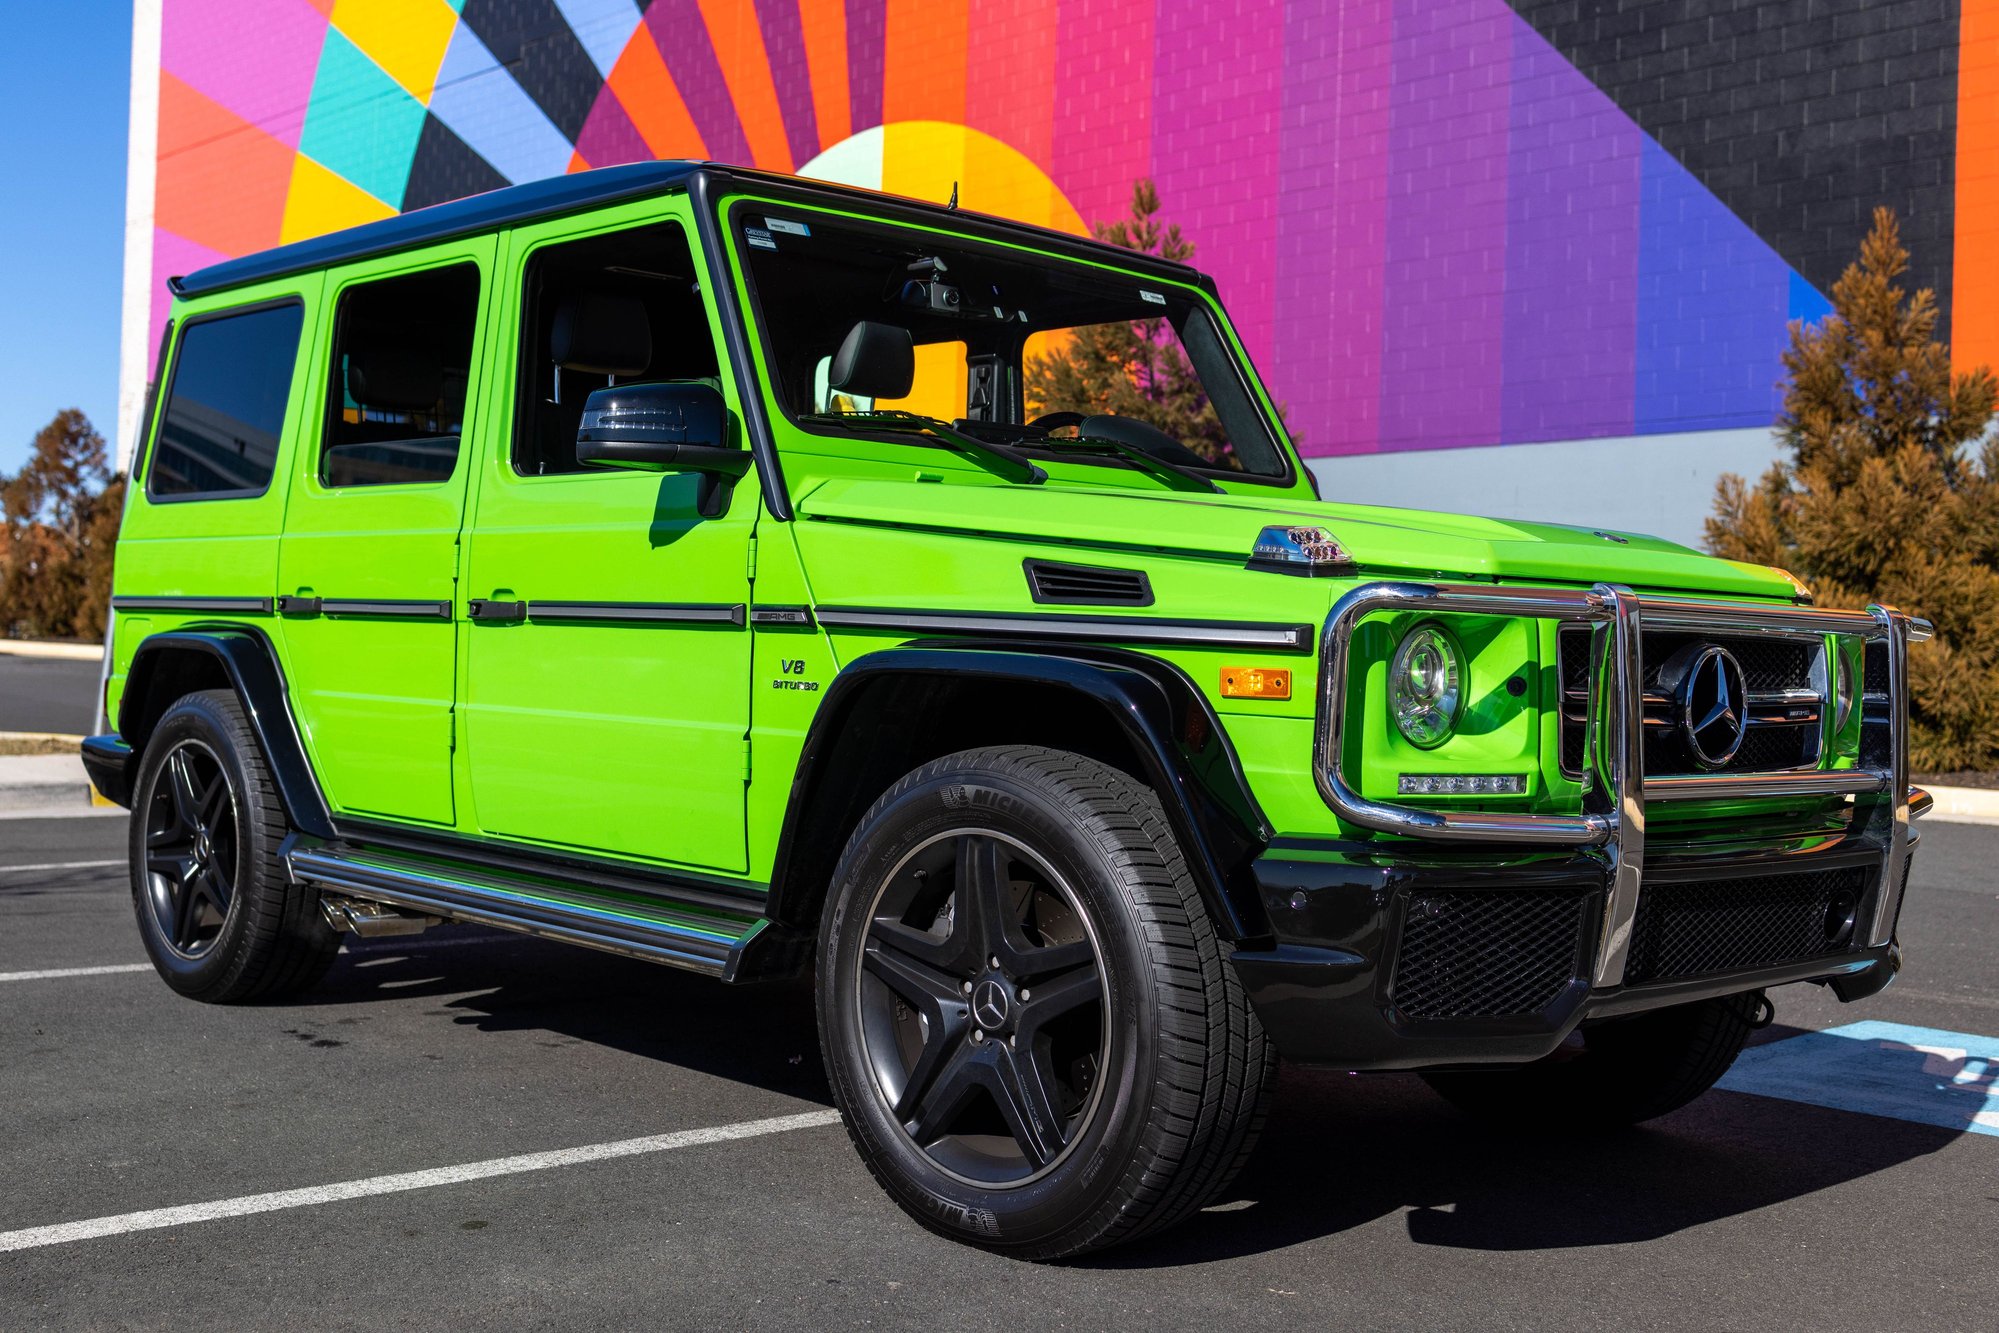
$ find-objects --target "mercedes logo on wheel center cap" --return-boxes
[1679,645,1748,768]
[972,978,1012,1031]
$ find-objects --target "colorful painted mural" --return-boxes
[135,0,1976,471]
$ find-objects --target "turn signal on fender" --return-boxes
[1220,666,1291,700]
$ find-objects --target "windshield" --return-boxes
[730,203,1290,480]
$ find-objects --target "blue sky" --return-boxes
[0,1,132,475]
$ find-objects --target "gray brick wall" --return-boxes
[1509,0,1960,333]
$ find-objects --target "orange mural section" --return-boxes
[609,29,709,160]
[883,0,969,126]
[1959,0,1999,372]
[695,0,797,171]
[155,72,293,258]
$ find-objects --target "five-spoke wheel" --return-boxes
[140,739,239,958]
[128,688,340,1001]
[858,830,1107,1185]
[818,745,1275,1259]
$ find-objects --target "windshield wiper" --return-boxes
[1041,434,1222,493]
[797,410,1046,485]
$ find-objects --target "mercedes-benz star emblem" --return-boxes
[1679,645,1747,768]
[972,979,1011,1031]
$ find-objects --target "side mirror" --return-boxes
[575,380,749,516]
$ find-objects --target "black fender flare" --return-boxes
[766,642,1275,942]
[115,627,335,838]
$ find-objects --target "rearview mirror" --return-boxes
[575,380,749,516]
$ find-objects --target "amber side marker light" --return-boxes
[1221,666,1291,700]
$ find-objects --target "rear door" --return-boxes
[457,199,756,873]
[274,241,495,826]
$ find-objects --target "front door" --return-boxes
[459,202,756,873]
[275,243,493,826]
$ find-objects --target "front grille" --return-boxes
[1558,626,1822,777]
[1623,866,1868,986]
[1390,888,1592,1020]
[1023,558,1153,607]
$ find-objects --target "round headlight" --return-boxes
[1391,624,1462,748]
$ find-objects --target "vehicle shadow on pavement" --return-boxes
[312,928,834,1106]
[1085,1054,1965,1268]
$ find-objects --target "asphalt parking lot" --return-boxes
[2,812,1994,1330]
[0,653,99,735]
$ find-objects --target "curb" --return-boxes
[0,640,102,662]
[1917,783,1999,827]
[0,752,98,815]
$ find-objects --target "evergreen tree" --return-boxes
[1024,180,1245,468]
[1707,207,1999,770]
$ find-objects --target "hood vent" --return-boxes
[1024,559,1154,607]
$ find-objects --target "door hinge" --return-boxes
[746,535,758,581]
[741,735,752,783]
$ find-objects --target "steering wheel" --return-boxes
[1027,410,1087,433]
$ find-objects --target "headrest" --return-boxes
[829,320,913,400]
[551,293,652,376]
[347,340,442,413]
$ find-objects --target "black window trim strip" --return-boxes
[525,601,748,626]
[110,595,274,615]
[812,606,1313,653]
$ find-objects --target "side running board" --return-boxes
[285,840,788,982]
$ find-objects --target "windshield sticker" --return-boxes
[1140,289,1168,306]
[744,227,778,251]
[765,217,811,237]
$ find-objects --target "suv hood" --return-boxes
[797,478,1801,600]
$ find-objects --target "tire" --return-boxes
[1421,991,1761,1130]
[129,688,341,1003]
[816,745,1275,1259]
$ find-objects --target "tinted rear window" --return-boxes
[147,303,304,499]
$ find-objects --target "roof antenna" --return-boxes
[947,180,958,210]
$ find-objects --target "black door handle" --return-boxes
[468,599,526,623]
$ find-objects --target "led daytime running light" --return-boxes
[1398,774,1525,796]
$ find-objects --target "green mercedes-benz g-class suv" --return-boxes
[86,161,1930,1258]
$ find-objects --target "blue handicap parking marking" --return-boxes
[1717,1020,1999,1137]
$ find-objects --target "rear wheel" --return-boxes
[130,689,340,1002]
[1421,991,1761,1130]
[816,745,1274,1259]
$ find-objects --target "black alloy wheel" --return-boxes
[141,739,240,959]
[819,745,1276,1259]
[857,829,1108,1186]
[129,689,341,1002]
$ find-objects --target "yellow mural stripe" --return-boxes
[694,0,795,171]
[328,0,459,103]
[796,0,850,152]
[281,153,396,246]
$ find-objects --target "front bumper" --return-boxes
[1239,579,1931,1069]
[1232,820,1910,1069]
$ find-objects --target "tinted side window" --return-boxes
[148,303,304,499]
[321,264,480,487]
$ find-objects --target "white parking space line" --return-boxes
[0,1109,842,1253]
[0,859,125,874]
[0,963,153,983]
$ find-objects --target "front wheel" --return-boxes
[816,745,1274,1259]
[1421,991,1762,1130]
